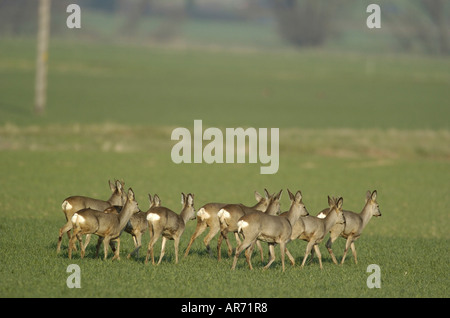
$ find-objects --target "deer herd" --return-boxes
[56,180,381,271]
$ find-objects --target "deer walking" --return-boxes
[291,196,345,269]
[126,194,161,259]
[231,189,308,272]
[183,202,228,258]
[56,180,125,253]
[184,190,271,260]
[68,188,139,260]
[145,193,196,265]
[319,190,381,265]
[217,189,275,261]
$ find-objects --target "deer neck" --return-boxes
[324,210,339,233]
[180,207,192,225]
[118,202,135,230]
[251,201,267,212]
[359,203,373,231]
[286,204,301,226]
[264,201,279,216]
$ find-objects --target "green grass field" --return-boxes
[0,38,449,298]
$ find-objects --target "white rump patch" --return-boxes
[237,220,249,233]
[197,208,210,221]
[71,213,85,224]
[147,213,160,222]
[317,212,327,219]
[217,209,230,221]
[62,200,72,211]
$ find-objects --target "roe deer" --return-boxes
[145,193,196,265]
[68,188,139,260]
[126,194,161,259]
[319,190,381,265]
[183,190,271,260]
[293,196,345,269]
[216,189,275,261]
[183,202,228,258]
[56,179,125,253]
[231,189,308,272]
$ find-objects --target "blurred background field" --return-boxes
[0,0,449,298]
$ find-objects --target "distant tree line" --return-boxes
[0,0,448,55]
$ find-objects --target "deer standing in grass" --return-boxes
[68,188,140,260]
[126,194,161,259]
[56,180,125,253]
[145,193,196,265]
[217,189,275,261]
[231,189,308,272]
[318,190,381,265]
[291,196,345,269]
[184,190,272,260]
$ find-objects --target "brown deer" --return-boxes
[217,189,276,261]
[292,196,345,269]
[145,193,196,265]
[126,194,161,259]
[231,189,308,272]
[68,188,139,260]
[183,190,271,260]
[319,190,381,265]
[56,180,125,253]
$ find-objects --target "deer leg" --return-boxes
[264,244,276,270]
[301,241,315,268]
[218,228,231,261]
[102,237,111,260]
[68,228,79,259]
[313,244,323,269]
[325,235,339,265]
[350,242,358,264]
[145,231,159,265]
[341,236,353,265]
[184,221,207,257]
[57,220,73,253]
[280,242,286,272]
[256,240,264,262]
[285,247,295,266]
[203,224,219,257]
[112,238,120,261]
[82,234,92,251]
[77,233,86,259]
[174,236,181,264]
[157,237,168,265]
[244,242,255,270]
[135,232,142,259]
[128,232,142,259]
[231,239,253,270]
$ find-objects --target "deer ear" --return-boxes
[128,188,135,201]
[109,180,116,192]
[337,197,343,209]
[181,193,186,205]
[154,194,161,206]
[295,191,302,202]
[148,193,153,204]
[264,188,270,198]
[371,190,377,201]
[365,190,371,203]
[328,196,333,207]
[116,180,123,193]
[276,189,283,200]
[287,189,294,201]
[255,191,263,201]
[187,193,194,206]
